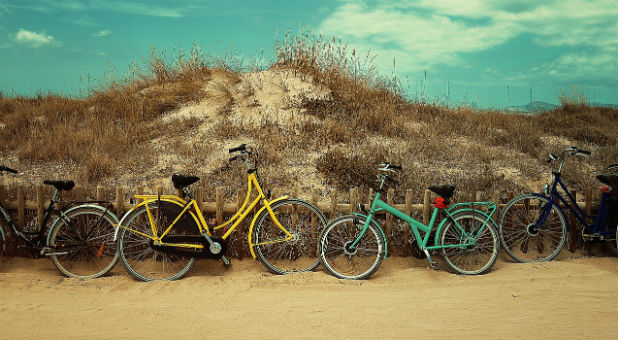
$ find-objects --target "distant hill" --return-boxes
[506,101,618,114]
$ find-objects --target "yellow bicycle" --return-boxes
[114,144,327,281]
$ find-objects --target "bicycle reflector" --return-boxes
[433,196,449,209]
[600,185,612,194]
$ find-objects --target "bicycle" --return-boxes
[498,146,618,262]
[0,165,120,278]
[318,162,500,280]
[114,144,327,281]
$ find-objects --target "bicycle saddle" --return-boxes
[428,184,455,198]
[597,174,618,188]
[43,180,75,191]
[171,174,200,189]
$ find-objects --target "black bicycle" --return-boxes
[0,165,120,278]
[498,147,618,262]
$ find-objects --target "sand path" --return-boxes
[0,255,616,339]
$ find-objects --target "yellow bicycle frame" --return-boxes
[115,173,291,259]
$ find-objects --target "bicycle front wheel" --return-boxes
[48,206,119,278]
[118,201,197,282]
[318,215,385,280]
[253,199,327,274]
[440,212,499,275]
[499,194,567,262]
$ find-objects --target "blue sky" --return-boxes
[1,0,616,108]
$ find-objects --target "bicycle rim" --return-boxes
[49,207,119,278]
[253,199,327,274]
[119,202,196,281]
[499,194,567,262]
[319,215,384,280]
[440,213,499,275]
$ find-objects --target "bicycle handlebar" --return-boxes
[0,165,18,174]
[229,144,248,153]
[378,162,402,171]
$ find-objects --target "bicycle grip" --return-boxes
[0,165,17,174]
[578,149,591,155]
[390,164,403,170]
[228,144,246,153]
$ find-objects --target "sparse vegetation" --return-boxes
[0,32,616,203]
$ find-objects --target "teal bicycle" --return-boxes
[318,163,500,279]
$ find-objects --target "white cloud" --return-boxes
[93,29,112,37]
[319,0,618,76]
[13,28,56,48]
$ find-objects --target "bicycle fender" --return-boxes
[112,198,201,241]
[433,208,497,246]
[352,213,388,258]
[248,196,290,259]
[47,204,120,246]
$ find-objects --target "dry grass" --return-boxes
[0,33,616,203]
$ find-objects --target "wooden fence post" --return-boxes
[349,188,357,213]
[422,189,431,225]
[36,185,44,230]
[215,187,223,225]
[385,188,394,239]
[311,189,319,256]
[330,189,337,219]
[115,186,124,215]
[96,186,104,201]
[17,183,24,228]
[236,188,245,259]
[404,189,413,256]
[568,190,577,252]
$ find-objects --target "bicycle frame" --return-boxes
[0,191,63,247]
[114,172,292,259]
[354,191,497,254]
[540,172,614,236]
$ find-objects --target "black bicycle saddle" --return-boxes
[43,180,75,191]
[428,184,456,198]
[171,174,200,189]
[597,174,618,187]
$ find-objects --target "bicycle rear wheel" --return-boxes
[118,200,197,282]
[440,212,499,275]
[253,199,327,274]
[318,215,385,280]
[499,194,567,262]
[48,206,119,278]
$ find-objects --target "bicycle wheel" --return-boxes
[48,206,119,278]
[318,215,385,280]
[0,226,4,256]
[499,194,567,262]
[253,199,327,274]
[118,200,197,281]
[439,212,499,275]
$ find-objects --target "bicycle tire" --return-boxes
[318,215,385,280]
[47,205,120,278]
[253,199,327,274]
[499,194,567,262]
[439,211,500,275]
[606,224,617,256]
[0,225,4,256]
[118,200,197,282]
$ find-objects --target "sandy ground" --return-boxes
[0,253,616,340]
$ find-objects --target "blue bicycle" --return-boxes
[498,146,618,262]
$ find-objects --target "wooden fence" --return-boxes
[0,179,598,257]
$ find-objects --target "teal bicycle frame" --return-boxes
[352,191,497,262]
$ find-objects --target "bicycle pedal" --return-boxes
[221,255,230,266]
[430,262,440,271]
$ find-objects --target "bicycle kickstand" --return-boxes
[221,255,230,266]
[423,249,440,271]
